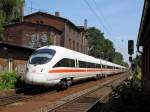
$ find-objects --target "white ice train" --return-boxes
[25,45,127,87]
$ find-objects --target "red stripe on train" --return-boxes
[48,69,118,73]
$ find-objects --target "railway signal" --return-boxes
[128,40,134,55]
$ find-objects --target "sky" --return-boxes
[24,0,144,63]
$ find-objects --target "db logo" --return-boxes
[32,70,36,73]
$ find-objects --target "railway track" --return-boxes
[0,72,128,112]
[46,72,128,112]
[0,87,56,106]
[0,94,29,106]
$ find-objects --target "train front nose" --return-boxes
[25,71,47,85]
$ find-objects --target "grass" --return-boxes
[0,72,25,90]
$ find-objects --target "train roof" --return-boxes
[37,45,126,68]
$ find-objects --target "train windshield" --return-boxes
[29,49,56,65]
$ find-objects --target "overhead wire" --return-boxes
[92,0,114,36]
[83,0,113,38]
[24,0,128,60]
[84,0,128,60]
[93,0,129,55]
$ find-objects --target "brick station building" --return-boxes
[4,11,88,53]
[0,42,35,74]
[5,21,62,48]
[137,0,150,91]
[0,11,88,74]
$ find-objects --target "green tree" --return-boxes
[103,38,115,61]
[47,36,53,45]
[87,27,104,58]
[0,0,24,40]
[0,15,5,40]
[0,0,24,23]
[133,55,141,68]
[133,55,141,79]
[87,27,128,66]
[113,52,123,65]
[122,62,129,67]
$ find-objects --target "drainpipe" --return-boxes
[64,21,68,47]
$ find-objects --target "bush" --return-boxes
[0,72,22,89]
[134,65,141,80]
[102,78,150,112]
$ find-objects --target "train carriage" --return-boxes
[25,45,127,87]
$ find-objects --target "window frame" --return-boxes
[53,58,75,68]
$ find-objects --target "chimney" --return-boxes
[55,12,60,17]
[84,19,87,29]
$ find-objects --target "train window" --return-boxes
[107,66,113,69]
[79,61,87,68]
[95,64,100,68]
[29,49,56,65]
[91,63,96,68]
[86,62,90,68]
[115,67,118,69]
[88,62,92,68]
[54,58,75,67]
[96,64,99,68]
[86,62,96,68]
[98,64,102,68]
[78,60,102,69]
[101,65,105,68]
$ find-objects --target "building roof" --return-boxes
[137,0,150,46]
[24,11,81,32]
[0,42,35,51]
[5,21,62,34]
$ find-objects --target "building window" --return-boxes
[69,38,71,49]
[68,27,70,33]
[36,21,40,24]
[40,20,43,24]
[80,45,82,52]
[36,20,43,24]
[73,40,75,50]
[77,43,79,51]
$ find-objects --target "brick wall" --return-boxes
[13,60,27,75]
[142,40,150,81]
[142,40,150,92]
[0,44,34,74]
[0,58,8,72]
[0,58,27,75]
[5,12,88,55]
[5,23,61,48]
[24,12,88,54]
[5,25,22,45]
[24,14,65,31]
[64,23,87,53]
